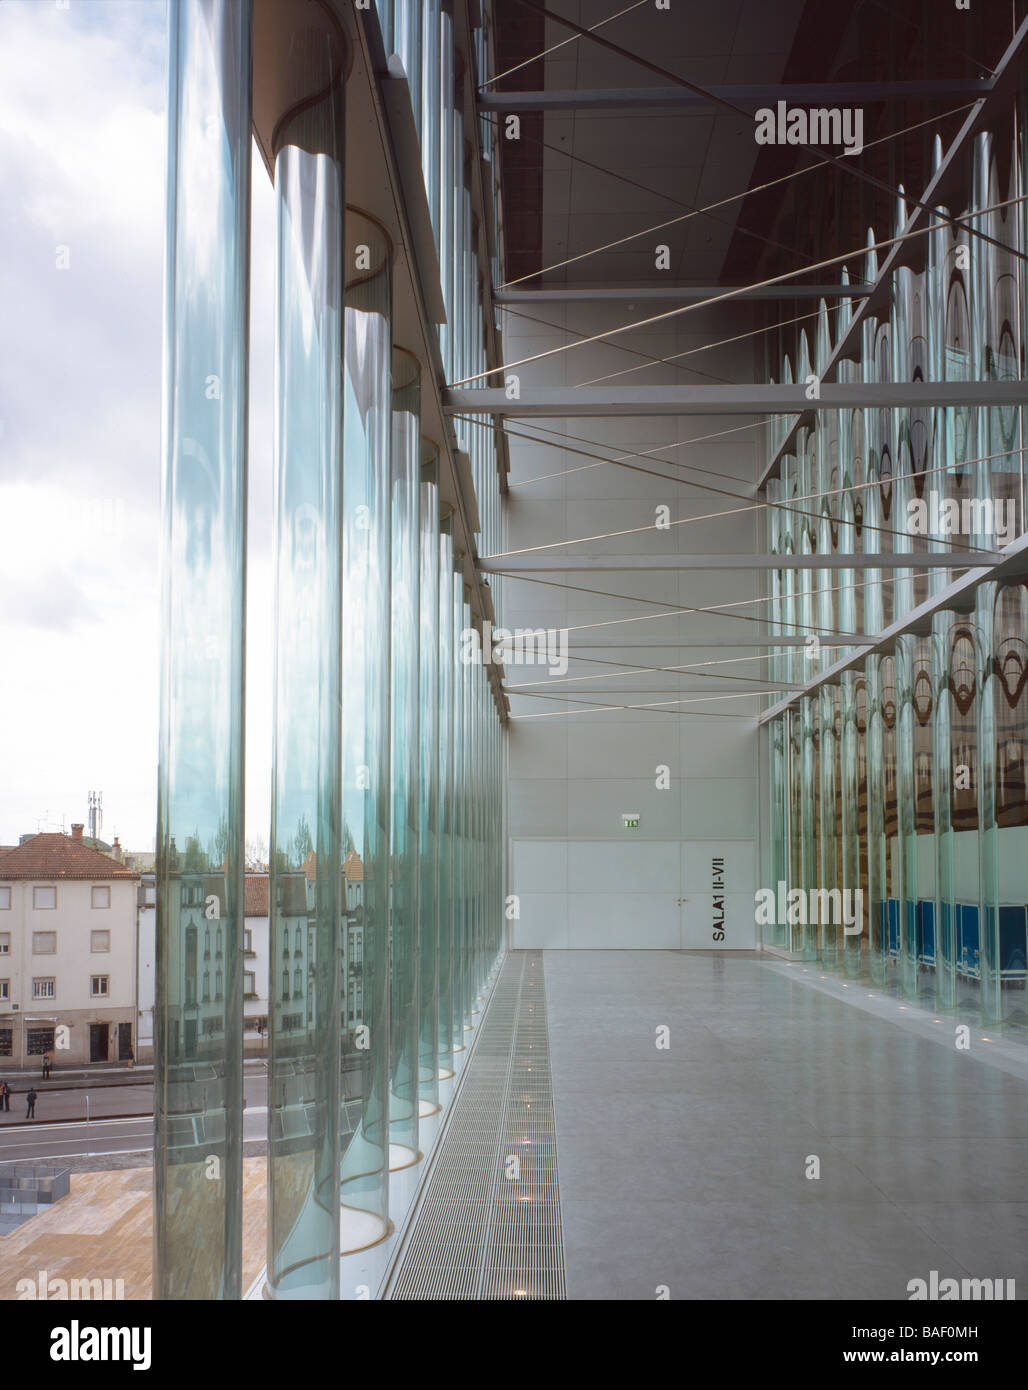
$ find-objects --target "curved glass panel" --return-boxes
[389,348,421,1170]
[339,210,392,1252]
[437,521,456,1076]
[156,0,251,1302]
[267,10,347,1300]
[418,442,441,1112]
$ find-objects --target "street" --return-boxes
[0,1076,269,1160]
[0,1108,270,1163]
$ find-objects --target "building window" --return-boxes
[204,926,211,960]
[244,971,256,998]
[0,1029,11,1057]
[215,969,223,1001]
[33,886,56,910]
[244,928,254,955]
[32,978,55,1000]
[32,931,57,955]
[0,932,10,954]
[281,967,289,1001]
[293,965,302,996]
[26,1027,54,1055]
[0,887,10,909]
[0,980,8,1001]
[201,1017,223,1038]
[216,926,223,957]
[91,885,111,909]
[90,975,109,998]
[202,970,211,1003]
[91,930,111,953]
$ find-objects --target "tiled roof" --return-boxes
[0,832,139,880]
[244,874,269,917]
[240,858,364,915]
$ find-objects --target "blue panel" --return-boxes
[957,903,980,978]
[999,905,1027,977]
[887,898,900,956]
[918,900,935,965]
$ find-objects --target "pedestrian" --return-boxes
[0,1080,9,1112]
[41,1053,51,1081]
[26,1087,37,1120]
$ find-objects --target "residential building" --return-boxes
[0,825,140,1066]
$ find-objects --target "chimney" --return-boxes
[71,823,84,842]
[112,836,123,863]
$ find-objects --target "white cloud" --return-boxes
[0,0,277,854]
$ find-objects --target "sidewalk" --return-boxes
[0,1057,268,1092]
[0,1081,154,1125]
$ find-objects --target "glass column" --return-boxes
[818,685,839,968]
[992,583,1028,1022]
[418,443,442,1114]
[460,594,475,1036]
[932,610,958,1010]
[266,9,347,1299]
[451,570,467,1051]
[897,635,920,997]
[865,653,888,986]
[340,209,393,1251]
[437,518,456,1076]
[389,348,421,1171]
[156,0,251,1302]
[421,0,442,244]
[840,672,862,976]
[977,581,1001,1023]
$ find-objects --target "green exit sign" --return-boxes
[622,814,640,829]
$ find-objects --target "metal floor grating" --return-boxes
[386,952,566,1300]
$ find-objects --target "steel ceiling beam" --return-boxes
[445,381,1027,417]
[479,79,994,113]
[495,285,870,303]
[563,636,868,647]
[480,553,1001,572]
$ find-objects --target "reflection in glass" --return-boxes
[437,520,456,1076]
[389,349,421,1169]
[156,0,251,1301]
[418,443,441,1113]
[340,209,392,1251]
[267,9,347,1299]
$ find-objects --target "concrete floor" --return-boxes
[544,949,1028,1300]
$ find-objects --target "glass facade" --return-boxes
[268,7,347,1300]
[761,88,1028,1026]
[389,348,421,1170]
[157,0,508,1297]
[156,0,251,1302]
[339,208,393,1251]
[418,442,442,1115]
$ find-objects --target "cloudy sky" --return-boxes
[0,0,276,851]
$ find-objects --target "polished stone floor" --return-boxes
[543,949,1028,1300]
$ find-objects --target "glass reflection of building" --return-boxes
[761,79,1028,1027]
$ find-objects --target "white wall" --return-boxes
[501,301,762,950]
